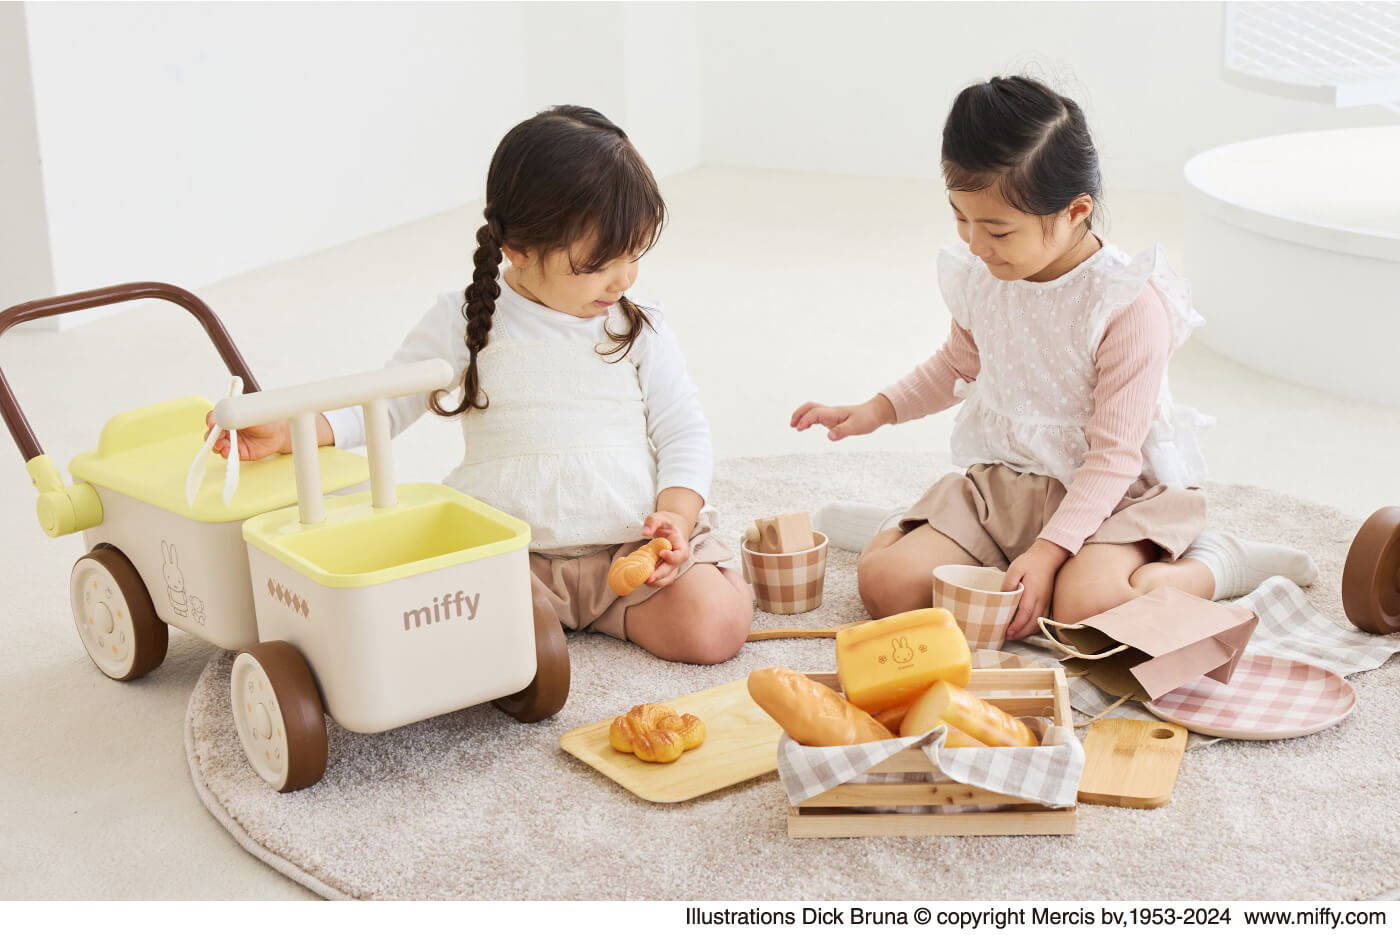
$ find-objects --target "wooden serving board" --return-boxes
[559,676,782,803]
[1077,718,1188,809]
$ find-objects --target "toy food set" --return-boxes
[1037,586,1258,701]
[560,677,784,803]
[735,609,1080,838]
[739,525,829,614]
[607,537,670,596]
[1342,505,1400,635]
[608,703,706,763]
[932,563,1023,650]
[777,668,1081,839]
[2,283,568,794]
[1076,718,1187,809]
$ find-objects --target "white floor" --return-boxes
[2,167,1397,900]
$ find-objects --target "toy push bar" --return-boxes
[213,359,454,526]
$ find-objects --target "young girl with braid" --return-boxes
[794,76,1318,638]
[209,106,753,716]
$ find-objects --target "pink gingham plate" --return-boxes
[1143,654,1356,740]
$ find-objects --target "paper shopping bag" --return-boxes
[1037,586,1258,701]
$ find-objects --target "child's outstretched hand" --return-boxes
[203,412,290,462]
[1003,539,1070,640]
[640,511,692,589]
[791,395,896,441]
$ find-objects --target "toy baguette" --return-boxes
[900,681,1038,747]
[747,667,894,747]
[608,538,670,596]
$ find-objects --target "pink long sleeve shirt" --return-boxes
[880,285,1171,555]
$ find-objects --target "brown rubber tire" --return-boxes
[238,641,328,792]
[492,606,570,723]
[72,546,168,681]
[1342,506,1400,635]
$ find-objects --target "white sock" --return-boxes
[811,501,907,552]
[1179,529,1319,600]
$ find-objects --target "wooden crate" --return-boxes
[787,668,1077,838]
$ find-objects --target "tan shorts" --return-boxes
[528,519,734,642]
[900,462,1207,570]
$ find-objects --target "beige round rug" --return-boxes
[185,452,1400,900]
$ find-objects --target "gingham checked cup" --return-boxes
[741,532,828,614]
[932,564,1023,650]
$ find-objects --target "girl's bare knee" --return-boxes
[665,574,753,665]
[856,554,926,620]
[1051,577,1134,624]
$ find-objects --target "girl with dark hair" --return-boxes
[793,76,1316,636]
[211,106,752,702]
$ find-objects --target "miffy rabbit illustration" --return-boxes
[891,636,915,666]
[162,540,187,617]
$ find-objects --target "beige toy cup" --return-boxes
[932,564,1024,650]
[741,532,829,614]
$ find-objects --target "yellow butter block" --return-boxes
[835,608,971,713]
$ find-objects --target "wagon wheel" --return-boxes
[230,641,328,792]
[69,546,168,681]
[492,605,570,723]
[1342,506,1400,635]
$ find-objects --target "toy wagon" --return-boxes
[1343,506,1400,637]
[1,283,569,793]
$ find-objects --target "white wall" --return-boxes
[13,0,1389,318]
[22,1,527,313]
[0,2,54,313]
[697,1,1394,192]
[522,2,701,178]
[16,1,702,322]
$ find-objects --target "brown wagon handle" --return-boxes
[0,281,260,462]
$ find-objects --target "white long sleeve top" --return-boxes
[325,276,714,553]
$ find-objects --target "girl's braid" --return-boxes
[431,218,502,415]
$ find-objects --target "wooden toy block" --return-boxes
[754,512,814,554]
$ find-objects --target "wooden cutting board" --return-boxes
[559,676,782,803]
[1077,718,1188,809]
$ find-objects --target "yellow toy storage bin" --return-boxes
[242,483,534,734]
[69,396,369,657]
[0,282,369,682]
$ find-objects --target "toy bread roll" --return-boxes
[899,681,1038,747]
[747,667,894,747]
[875,701,981,745]
[608,538,671,596]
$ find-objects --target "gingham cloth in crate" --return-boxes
[1018,576,1399,742]
[775,652,1083,811]
[741,541,827,614]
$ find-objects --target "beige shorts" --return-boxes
[528,519,733,642]
[900,462,1207,570]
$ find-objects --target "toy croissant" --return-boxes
[608,703,706,763]
[608,538,671,596]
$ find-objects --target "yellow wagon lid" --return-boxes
[69,396,370,523]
